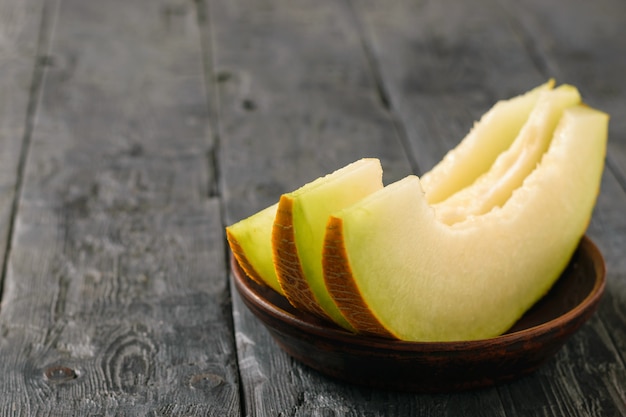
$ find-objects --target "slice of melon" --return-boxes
[226,204,284,295]
[227,82,554,297]
[433,84,581,224]
[421,80,554,204]
[323,105,608,341]
[273,158,383,330]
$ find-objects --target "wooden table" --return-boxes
[1,0,624,415]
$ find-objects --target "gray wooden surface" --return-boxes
[0,0,624,415]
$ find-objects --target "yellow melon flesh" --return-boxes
[434,85,581,224]
[273,158,383,330]
[227,82,555,296]
[421,80,554,204]
[226,204,284,295]
[323,106,608,341]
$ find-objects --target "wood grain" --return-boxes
[0,0,45,294]
[211,0,413,226]
[0,0,239,415]
[0,0,624,414]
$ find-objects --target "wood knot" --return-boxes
[242,99,257,111]
[44,365,79,383]
[37,55,55,67]
[189,372,224,391]
[216,71,232,83]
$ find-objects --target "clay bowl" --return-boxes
[231,236,606,392]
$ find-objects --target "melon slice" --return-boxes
[227,82,554,297]
[434,84,581,224]
[273,158,383,330]
[226,204,283,295]
[323,105,608,341]
[421,80,554,204]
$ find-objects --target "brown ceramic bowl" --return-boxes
[231,236,606,392]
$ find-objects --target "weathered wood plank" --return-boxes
[0,0,239,415]
[0,0,44,292]
[211,0,413,226]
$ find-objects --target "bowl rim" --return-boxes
[232,235,606,352]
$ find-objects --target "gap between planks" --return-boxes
[0,0,59,304]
